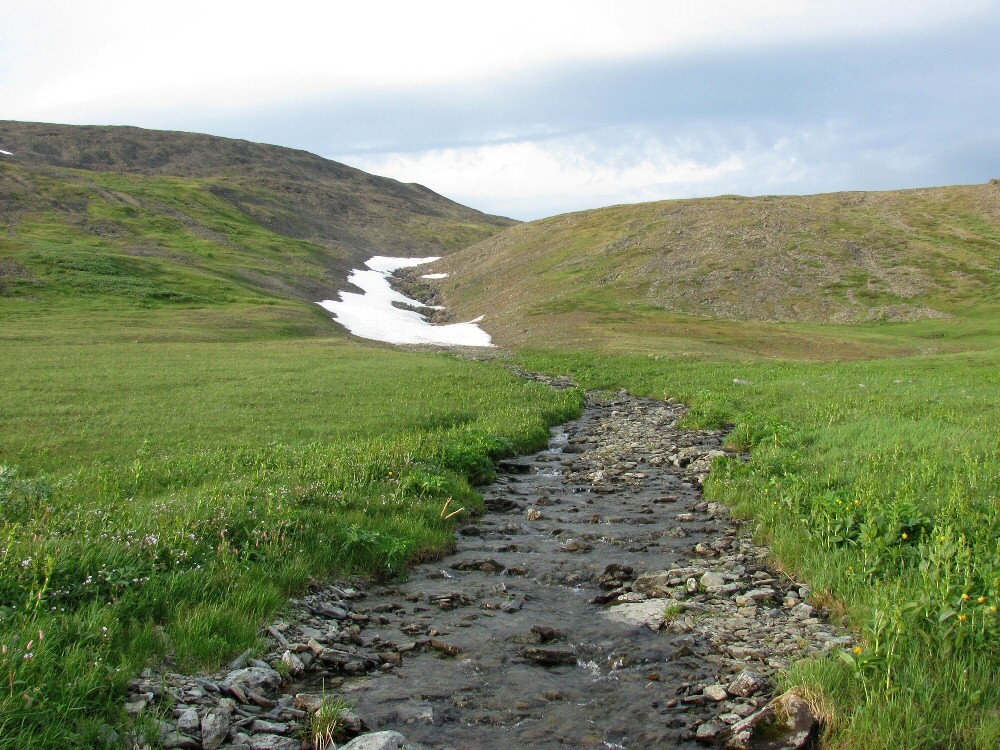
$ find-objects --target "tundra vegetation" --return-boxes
[2,130,998,748]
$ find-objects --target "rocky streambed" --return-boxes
[126,391,852,750]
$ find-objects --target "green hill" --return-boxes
[0,120,513,341]
[436,185,1000,357]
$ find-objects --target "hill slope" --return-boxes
[435,186,1000,355]
[0,121,514,330]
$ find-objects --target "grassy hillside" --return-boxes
[0,120,514,318]
[437,185,1000,357]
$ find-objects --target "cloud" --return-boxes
[344,135,756,219]
[1,0,993,121]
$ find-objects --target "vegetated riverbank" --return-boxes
[0,338,581,749]
[516,348,1000,749]
[122,390,853,750]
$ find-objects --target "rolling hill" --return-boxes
[434,185,1000,356]
[0,120,513,340]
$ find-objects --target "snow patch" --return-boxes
[317,256,493,347]
[0,150,12,156]
[421,273,449,279]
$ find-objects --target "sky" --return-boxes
[1,1,998,220]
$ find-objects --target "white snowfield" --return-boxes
[0,150,12,156]
[317,256,493,347]
[421,273,449,279]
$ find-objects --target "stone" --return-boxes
[695,720,726,743]
[176,707,200,734]
[616,591,648,603]
[229,648,253,670]
[700,572,726,591]
[280,649,305,676]
[248,734,301,750]
[703,684,729,701]
[728,669,769,697]
[530,625,563,642]
[339,731,411,750]
[294,693,324,712]
[160,731,200,749]
[251,719,291,735]
[451,558,505,573]
[597,563,634,589]
[428,639,460,657]
[520,647,577,666]
[226,666,282,693]
[200,701,232,750]
[791,603,816,620]
[726,691,818,750]
[632,572,675,598]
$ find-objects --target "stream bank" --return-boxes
[126,391,851,749]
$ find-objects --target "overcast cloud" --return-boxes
[1,1,998,219]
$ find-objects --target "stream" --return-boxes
[127,390,850,749]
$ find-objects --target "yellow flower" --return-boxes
[962,593,970,600]
[958,614,968,622]
[978,596,987,604]
[852,646,863,654]
[901,532,908,540]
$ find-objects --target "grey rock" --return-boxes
[229,648,253,671]
[251,719,291,735]
[248,734,301,750]
[632,572,675,597]
[695,720,726,743]
[726,691,818,750]
[703,684,729,701]
[200,701,233,750]
[728,669,770,698]
[176,707,200,734]
[339,731,411,750]
[160,731,200,749]
[791,603,816,620]
[280,649,305,676]
[700,572,726,591]
[226,666,281,693]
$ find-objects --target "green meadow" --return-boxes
[0,332,581,747]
